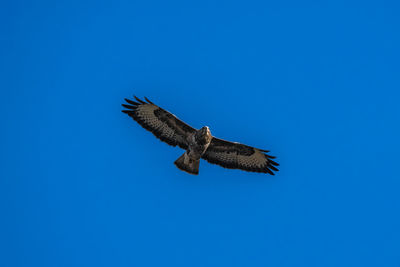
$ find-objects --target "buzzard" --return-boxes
[122,96,279,175]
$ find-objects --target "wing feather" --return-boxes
[122,96,196,149]
[202,137,279,174]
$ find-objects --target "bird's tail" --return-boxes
[174,152,200,175]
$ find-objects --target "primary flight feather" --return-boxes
[122,96,279,175]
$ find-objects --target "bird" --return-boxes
[122,96,279,175]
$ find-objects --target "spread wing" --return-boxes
[122,96,196,149]
[202,137,279,174]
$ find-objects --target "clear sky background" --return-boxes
[1,1,400,266]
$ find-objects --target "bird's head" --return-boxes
[196,126,212,144]
[200,126,210,135]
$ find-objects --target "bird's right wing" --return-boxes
[122,96,196,149]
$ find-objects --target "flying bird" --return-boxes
[122,96,279,175]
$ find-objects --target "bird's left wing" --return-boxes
[202,137,279,174]
[122,96,196,149]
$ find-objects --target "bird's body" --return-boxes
[188,126,212,160]
[174,126,212,174]
[122,96,279,175]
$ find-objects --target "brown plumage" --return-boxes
[122,96,279,175]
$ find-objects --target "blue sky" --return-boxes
[1,1,400,266]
